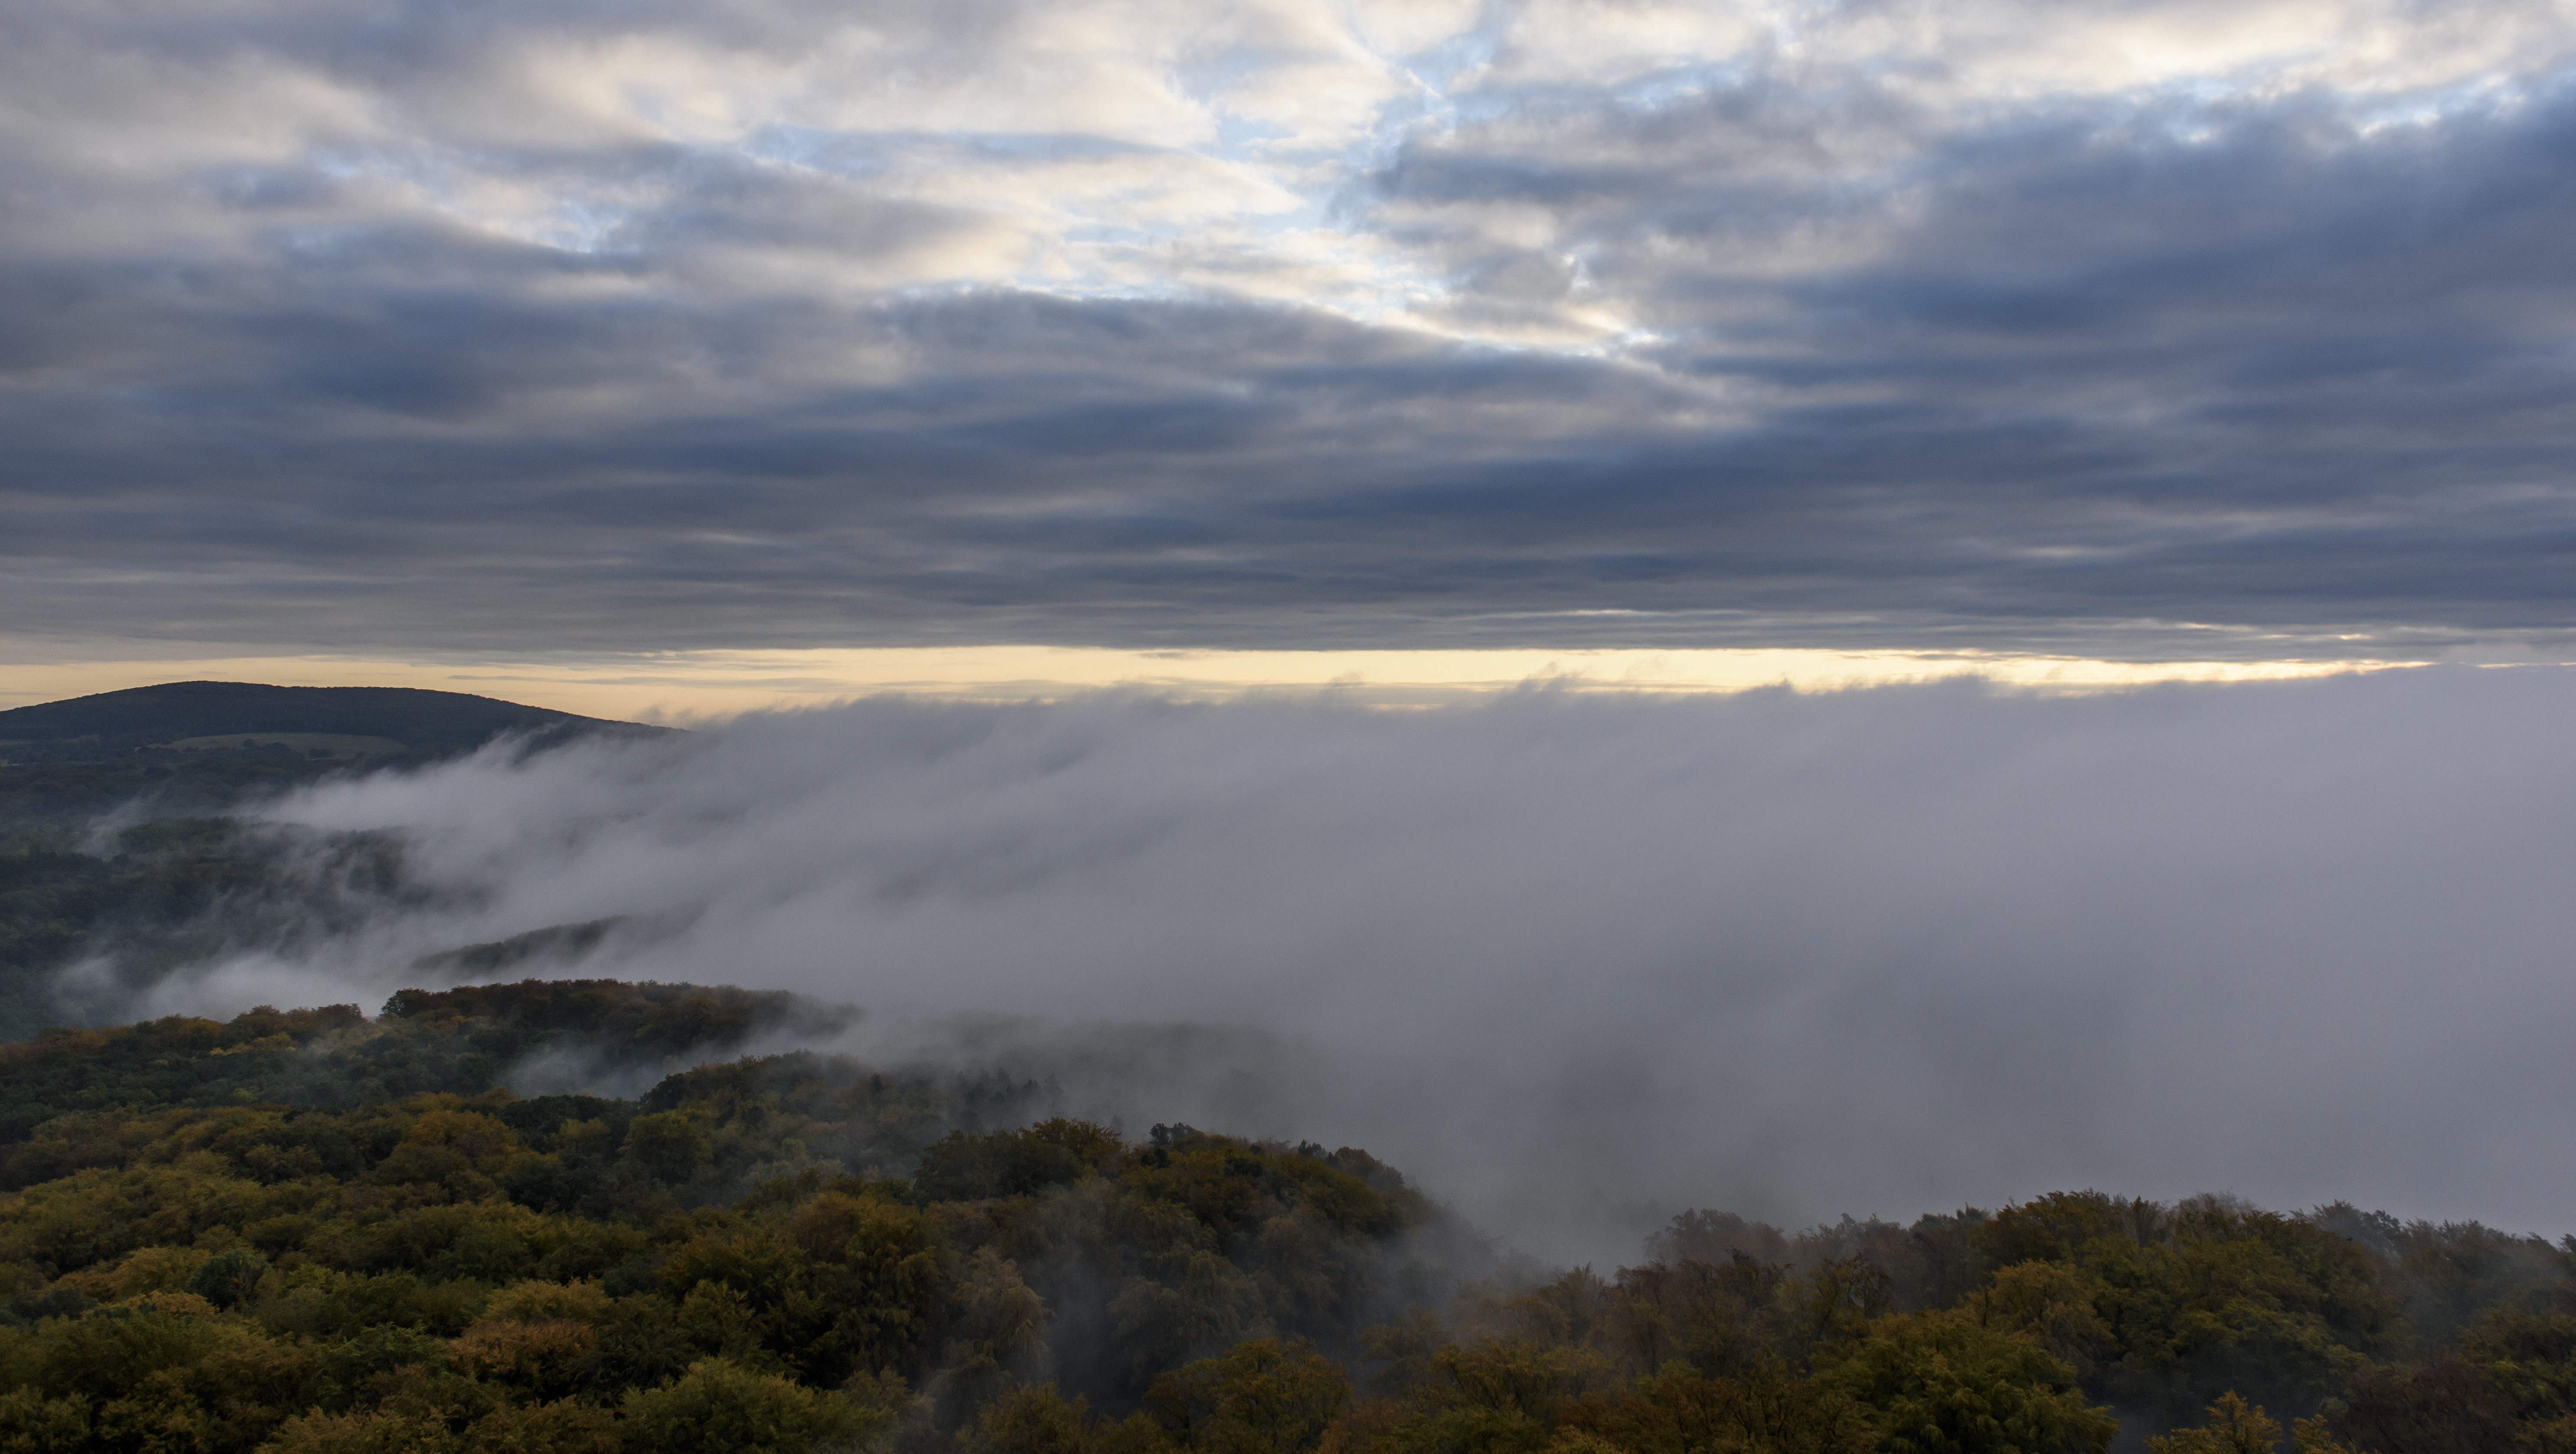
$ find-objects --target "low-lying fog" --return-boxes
[105,669,2576,1264]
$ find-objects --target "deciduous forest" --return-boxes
[0,980,2563,1454]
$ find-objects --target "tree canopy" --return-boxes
[0,982,2562,1454]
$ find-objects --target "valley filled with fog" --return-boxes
[71,668,2573,1265]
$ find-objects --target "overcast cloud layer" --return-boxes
[117,670,2576,1261]
[6,0,2576,660]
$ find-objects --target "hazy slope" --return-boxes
[0,681,673,1039]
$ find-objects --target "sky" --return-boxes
[7,0,2576,706]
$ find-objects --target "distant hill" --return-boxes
[0,680,647,757]
[0,680,668,823]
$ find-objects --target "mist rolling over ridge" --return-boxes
[16,0,2576,1439]
[82,667,2576,1264]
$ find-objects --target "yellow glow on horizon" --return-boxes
[0,644,2411,722]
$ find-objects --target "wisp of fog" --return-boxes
[112,670,2576,1264]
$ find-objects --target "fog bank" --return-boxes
[118,670,2576,1262]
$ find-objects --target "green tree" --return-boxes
[2146,1393,2279,1454]
[618,1357,877,1454]
[969,1383,1101,1454]
[1816,1310,2115,1454]
[1572,1360,1873,1454]
[1146,1339,1350,1454]
[0,1385,90,1451]
[1372,1339,1611,1454]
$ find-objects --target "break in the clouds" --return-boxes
[5,0,2576,659]
[118,670,2576,1261]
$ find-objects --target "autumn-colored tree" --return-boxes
[0,985,2564,1454]
[619,1357,879,1454]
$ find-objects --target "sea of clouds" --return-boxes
[114,669,2576,1264]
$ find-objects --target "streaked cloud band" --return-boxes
[4,0,2573,657]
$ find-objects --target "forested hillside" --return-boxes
[0,980,2565,1454]
[0,681,664,824]
[0,680,670,1041]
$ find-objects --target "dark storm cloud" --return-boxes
[3,0,2575,657]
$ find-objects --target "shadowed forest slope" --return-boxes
[0,680,665,824]
[0,680,672,1042]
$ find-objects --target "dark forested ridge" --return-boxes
[0,680,667,824]
[0,981,2563,1454]
[0,681,645,760]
